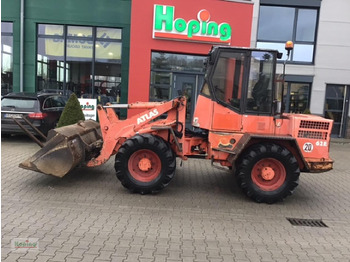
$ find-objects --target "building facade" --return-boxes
[2,0,350,137]
[128,0,253,120]
[251,0,350,138]
[1,0,131,106]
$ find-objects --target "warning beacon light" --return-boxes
[285,41,294,54]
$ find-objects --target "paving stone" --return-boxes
[34,255,55,262]
[2,138,350,262]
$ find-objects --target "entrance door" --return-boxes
[173,73,203,127]
[324,84,350,137]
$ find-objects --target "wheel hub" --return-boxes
[128,149,162,183]
[138,157,152,172]
[261,167,275,181]
[251,158,286,191]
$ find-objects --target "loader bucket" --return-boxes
[19,120,102,178]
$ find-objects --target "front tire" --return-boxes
[236,143,300,204]
[115,134,176,194]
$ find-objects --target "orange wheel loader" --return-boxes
[19,44,333,204]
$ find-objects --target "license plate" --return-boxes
[4,113,23,119]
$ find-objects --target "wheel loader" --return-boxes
[19,43,334,204]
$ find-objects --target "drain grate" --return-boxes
[287,218,328,228]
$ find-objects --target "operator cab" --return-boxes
[200,47,280,116]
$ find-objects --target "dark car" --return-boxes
[1,92,67,136]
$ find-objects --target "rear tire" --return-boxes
[236,143,300,204]
[115,134,176,194]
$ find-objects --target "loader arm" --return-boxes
[86,97,187,167]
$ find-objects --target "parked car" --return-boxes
[1,92,67,136]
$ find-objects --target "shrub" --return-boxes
[57,93,85,127]
[303,108,311,114]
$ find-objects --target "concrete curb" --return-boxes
[330,138,350,144]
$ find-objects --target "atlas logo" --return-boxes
[137,109,159,124]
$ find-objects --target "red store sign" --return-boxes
[128,0,253,107]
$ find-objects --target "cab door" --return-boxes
[210,50,247,131]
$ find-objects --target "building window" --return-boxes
[37,24,122,104]
[324,84,350,138]
[150,52,206,101]
[37,25,65,91]
[1,22,13,95]
[247,51,275,114]
[275,75,312,114]
[257,5,318,63]
[284,82,311,113]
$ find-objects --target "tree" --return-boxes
[57,93,85,127]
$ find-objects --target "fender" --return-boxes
[221,134,309,172]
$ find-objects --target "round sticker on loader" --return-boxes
[303,142,313,152]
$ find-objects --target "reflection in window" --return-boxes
[37,35,65,91]
[96,42,121,61]
[38,24,63,36]
[150,72,172,101]
[1,98,37,109]
[67,26,92,37]
[292,44,314,62]
[257,5,318,63]
[151,53,206,73]
[289,84,310,113]
[296,9,317,42]
[150,52,206,102]
[37,24,122,104]
[1,22,13,95]
[247,52,274,114]
[324,84,348,137]
[255,42,288,60]
[211,51,245,112]
[94,36,122,103]
[278,82,311,113]
[43,96,66,109]
[67,42,93,97]
[258,6,295,42]
[96,28,122,40]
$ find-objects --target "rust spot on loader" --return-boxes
[308,160,333,172]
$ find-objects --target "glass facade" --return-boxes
[150,52,206,126]
[257,6,318,63]
[285,83,311,113]
[1,22,13,95]
[325,84,350,137]
[37,24,122,104]
[150,52,206,102]
[275,81,311,114]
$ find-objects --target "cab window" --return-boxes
[246,51,274,114]
[211,51,246,112]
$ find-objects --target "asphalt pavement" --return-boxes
[1,135,350,262]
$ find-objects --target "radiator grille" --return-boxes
[299,120,329,130]
[298,130,328,140]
